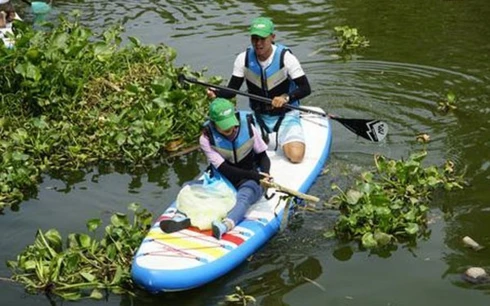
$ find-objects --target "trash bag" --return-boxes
[176,172,236,230]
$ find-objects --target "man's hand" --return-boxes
[271,94,289,108]
[207,88,217,99]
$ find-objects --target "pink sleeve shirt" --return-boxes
[199,124,268,169]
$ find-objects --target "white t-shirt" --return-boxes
[232,45,305,80]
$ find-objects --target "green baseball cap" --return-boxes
[250,17,274,38]
[209,98,239,130]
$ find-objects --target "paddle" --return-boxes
[179,75,388,142]
[260,179,319,203]
[19,0,52,15]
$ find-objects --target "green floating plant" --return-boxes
[7,203,153,300]
[438,91,458,113]
[221,286,256,305]
[325,148,464,249]
[1,11,215,210]
[334,25,370,52]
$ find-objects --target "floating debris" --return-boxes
[416,133,430,143]
[462,236,484,251]
[463,267,489,284]
[303,276,326,292]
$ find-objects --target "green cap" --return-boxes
[209,98,239,130]
[250,17,274,38]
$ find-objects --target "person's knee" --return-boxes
[240,180,261,193]
[287,152,304,163]
[239,180,263,202]
[283,142,305,163]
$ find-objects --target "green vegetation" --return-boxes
[222,286,256,305]
[438,91,458,113]
[334,25,370,52]
[325,147,465,249]
[0,11,219,211]
[7,203,152,300]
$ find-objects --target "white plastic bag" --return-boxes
[176,173,236,230]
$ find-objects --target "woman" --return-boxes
[160,98,272,240]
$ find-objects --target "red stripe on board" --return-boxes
[154,222,245,246]
[156,215,172,223]
[188,226,245,246]
[222,233,244,245]
[187,226,211,235]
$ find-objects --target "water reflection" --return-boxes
[36,151,203,196]
[244,255,324,304]
[332,245,354,261]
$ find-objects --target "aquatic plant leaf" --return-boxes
[111,266,123,285]
[63,252,80,273]
[405,223,419,235]
[374,231,392,246]
[115,133,126,146]
[111,213,129,227]
[77,233,92,248]
[93,42,112,62]
[59,291,82,301]
[346,189,362,205]
[128,36,141,46]
[52,32,69,49]
[106,243,117,260]
[42,229,63,254]
[446,92,456,103]
[23,260,36,271]
[362,232,377,248]
[408,151,427,163]
[67,233,79,248]
[426,176,441,187]
[14,62,41,81]
[90,289,104,300]
[323,230,336,239]
[86,218,102,232]
[80,272,96,282]
[374,207,391,216]
[128,202,140,212]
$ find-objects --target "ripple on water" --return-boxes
[304,59,486,162]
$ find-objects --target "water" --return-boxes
[1,0,490,305]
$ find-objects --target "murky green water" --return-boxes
[2,0,489,305]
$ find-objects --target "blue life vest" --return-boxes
[204,111,257,170]
[244,44,300,116]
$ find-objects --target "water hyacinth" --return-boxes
[325,149,465,249]
[7,203,153,300]
[1,12,221,211]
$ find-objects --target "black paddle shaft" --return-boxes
[179,75,388,142]
[179,75,326,117]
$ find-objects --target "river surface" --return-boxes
[1,0,489,305]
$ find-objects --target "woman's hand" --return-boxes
[259,172,274,188]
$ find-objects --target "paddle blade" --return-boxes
[333,118,388,142]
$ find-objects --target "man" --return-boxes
[0,0,15,28]
[209,17,311,163]
[160,98,272,240]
